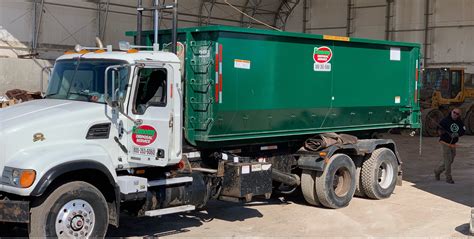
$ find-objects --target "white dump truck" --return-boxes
[0,6,420,238]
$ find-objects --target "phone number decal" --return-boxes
[133,147,156,156]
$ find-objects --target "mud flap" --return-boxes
[0,200,29,223]
[397,166,403,186]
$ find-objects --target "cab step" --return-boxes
[148,176,193,187]
[144,205,196,217]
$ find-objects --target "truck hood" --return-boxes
[0,99,73,124]
[0,99,107,127]
[0,99,113,174]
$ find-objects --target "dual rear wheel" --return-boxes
[301,148,398,209]
[301,154,355,209]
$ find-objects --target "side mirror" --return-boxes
[105,68,120,108]
[104,63,144,126]
[41,66,53,96]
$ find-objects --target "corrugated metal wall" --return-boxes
[0,0,472,94]
[286,0,474,72]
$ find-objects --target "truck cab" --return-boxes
[0,49,191,237]
[1,50,184,189]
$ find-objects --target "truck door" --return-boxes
[126,65,173,167]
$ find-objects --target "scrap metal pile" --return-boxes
[0,89,42,108]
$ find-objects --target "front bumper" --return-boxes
[0,199,29,223]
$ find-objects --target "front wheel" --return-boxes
[30,181,109,238]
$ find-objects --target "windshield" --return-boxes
[45,59,129,103]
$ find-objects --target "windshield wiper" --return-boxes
[68,91,90,99]
[44,93,58,98]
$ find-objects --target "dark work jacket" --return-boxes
[438,116,465,144]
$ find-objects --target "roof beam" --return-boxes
[274,0,301,30]
[240,0,263,27]
[198,0,217,26]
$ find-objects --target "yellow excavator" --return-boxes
[420,67,474,136]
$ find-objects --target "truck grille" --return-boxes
[1,167,12,185]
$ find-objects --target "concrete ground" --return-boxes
[3,134,473,237]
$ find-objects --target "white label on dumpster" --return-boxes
[242,165,250,174]
[251,164,262,172]
[314,63,331,72]
[262,164,271,171]
[390,47,401,61]
[395,96,401,104]
[234,59,251,69]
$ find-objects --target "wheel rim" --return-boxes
[55,199,95,238]
[378,161,394,189]
[333,167,351,197]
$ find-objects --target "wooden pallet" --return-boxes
[0,99,17,108]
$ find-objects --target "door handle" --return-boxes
[169,115,174,128]
[114,136,128,154]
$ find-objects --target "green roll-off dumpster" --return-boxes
[124,26,420,208]
[128,26,420,148]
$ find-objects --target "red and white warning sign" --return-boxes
[313,46,333,72]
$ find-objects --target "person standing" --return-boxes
[434,108,465,184]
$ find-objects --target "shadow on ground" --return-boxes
[106,198,289,237]
[0,200,274,238]
[389,134,474,208]
[455,223,471,236]
[0,222,28,237]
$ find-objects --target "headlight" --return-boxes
[12,169,20,185]
[2,167,36,188]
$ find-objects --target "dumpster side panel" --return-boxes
[144,26,420,147]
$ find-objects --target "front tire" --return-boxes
[315,154,356,209]
[361,148,398,199]
[30,181,109,238]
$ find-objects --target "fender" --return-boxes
[2,141,119,196]
[30,160,116,196]
[298,139,402,170]
[29,160,121,227]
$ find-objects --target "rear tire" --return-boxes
[354,167,366,198]
[301,170,321,206]
[361,148,398,199]
[30,181,109,238]
[315,154,356,209]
